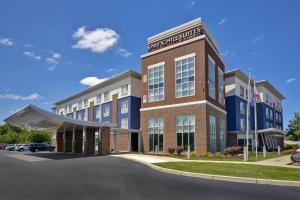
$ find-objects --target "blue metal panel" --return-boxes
[117,96,141,129]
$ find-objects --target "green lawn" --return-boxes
[167,152,289,162]
[155,162,300,181]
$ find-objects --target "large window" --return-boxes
[209,115,216,152]
[121,100,128,114]
[218,68,224,104]
[208,55,215,99]
[220,119,225,151]
[176,115,195,151]
[78,101,82,109]
[175,56,195,98]
[121,118,128,129]
[266,107,269,119]
[148,64,164,102]
[148,117,164,152]
[95,106,101,119]
[83,99,88,107]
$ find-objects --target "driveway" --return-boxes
[0,151,299,200]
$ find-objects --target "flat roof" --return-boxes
[54,69,141,105]
[4,105,116,131]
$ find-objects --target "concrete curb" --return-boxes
[116,156,300,187]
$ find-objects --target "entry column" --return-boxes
[82,126,87,154]
[72,126,75,153]
[63,128,66,152]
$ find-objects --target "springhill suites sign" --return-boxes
[148,26,204,52]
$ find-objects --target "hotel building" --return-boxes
[225,69,285,150]
[140,18,227,155]
[53,70,141,152]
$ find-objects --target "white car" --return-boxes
[16,144,29,152]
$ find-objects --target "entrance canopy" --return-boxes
[4,104,116,131]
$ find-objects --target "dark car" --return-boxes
[0,144,7,150]
[29,143,55,152]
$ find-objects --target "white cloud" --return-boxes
[105,68,115,73]
[24,43,33,48]
[187,0,196,9]
[221,50,229,57]
[115,48,132,57]
[252,34,265,44]
[80,77,108,87]
[286,77,296,84]
[72,26,120,53]
[0,38,13,46]
[23,51,42,60]
[46,52,61,71]
[0,93,43,100]
[218,18,227,26]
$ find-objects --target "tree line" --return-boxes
[0,124,51,144]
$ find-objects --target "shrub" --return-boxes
[204,151,212,157]
[283,149,294,154]
[176,147,184,155]
[167,148,175,155]
[215,152,222,157]
[283,144,298,150]
[224,146,242,156]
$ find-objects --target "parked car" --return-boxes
[28,143,55,152]
[0,144,7,150]
[291,148,300,162]
[5,144,17,151]
[16,144,29,152]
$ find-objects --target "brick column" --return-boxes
[98,127,110,155]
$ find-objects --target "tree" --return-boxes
[286,112,300,141]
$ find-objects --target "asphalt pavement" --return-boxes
[0,150,299,200]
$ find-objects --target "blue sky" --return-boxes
[0,0,299,127]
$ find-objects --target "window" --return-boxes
[121,118,128,129]
[240,118,245,131]
[209,115,216,152]
[121,100,128,114]
[218,68,224,104]
[175,56,195,98]
[270,109,273,119]
[68,105,72,112]
[77,111,83,120]
[78,101,82,109]
[208,55,215,99]
[220,119,225,151]
[266,94,269,104]
[176,115,195,151]
[240,102,245,115]
[148,117,164,152]
[64,106,67,114]
[246,89,248,99]
[148,64,164,102]
[121,84,129,96]
[266,107,269,119]
[96,94,101,104]
[83,99,88,107]
[266,122,269,128]
[84,109,88,121]
[240,86,245,97]
[104,91,110,102]
[95,106,101,119]
[103,105,110,117]
[278,114,282,123]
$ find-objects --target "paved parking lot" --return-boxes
[0,150,299,200]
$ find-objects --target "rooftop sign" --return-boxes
[148,26,205,52]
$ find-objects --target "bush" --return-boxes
[204,151,212,157]
[283,144,298,150]
[215,152,222,157]
[176,147,184,155]
[224,146,242,156]
[167,148,175,155]
[283,149,294,154]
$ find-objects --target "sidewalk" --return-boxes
[256,155,293,166]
